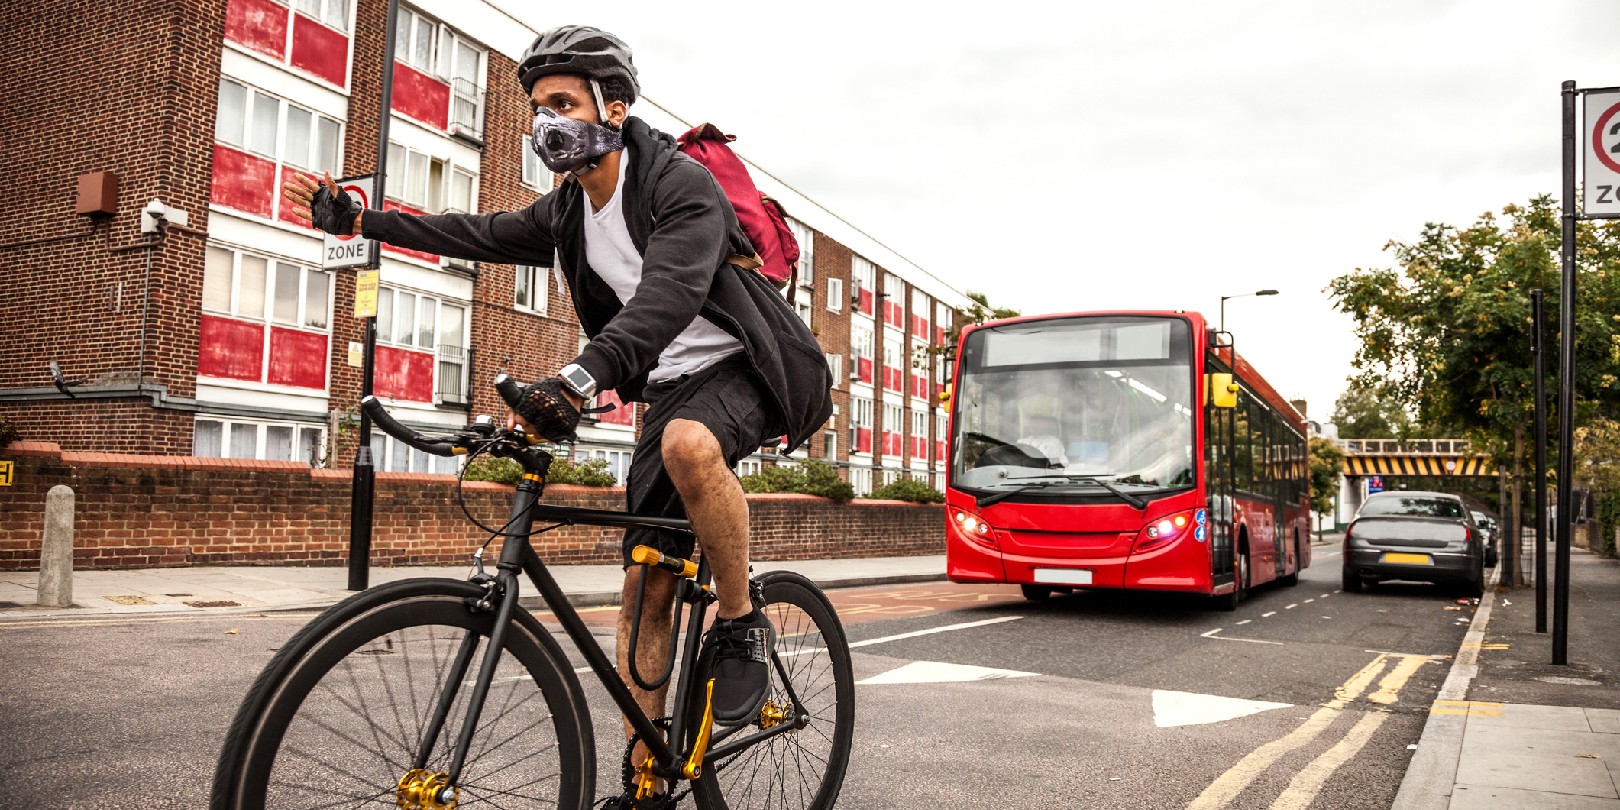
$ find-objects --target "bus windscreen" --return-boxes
[954,316,1195,496]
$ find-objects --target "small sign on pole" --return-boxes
[322,174,378,269]
[353,269,379,319]
[1584,89,1620,219]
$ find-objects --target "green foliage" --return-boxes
[1331,382,1421,439]
[927,290,1020,357]
[1327,196,1620,458]
[739,458,855,503]
[461,453,617,487]
[1308,437,1345,516]
[869,476,945,504]
[0,414,17,448]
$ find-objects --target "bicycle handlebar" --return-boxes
[492,373,524,413]
[360,395,461,457]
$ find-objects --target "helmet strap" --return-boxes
[589,79,614,129]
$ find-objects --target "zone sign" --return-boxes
[1586,90,1620,218]
[322,174,378,269]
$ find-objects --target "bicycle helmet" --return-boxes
[517,26,639,103]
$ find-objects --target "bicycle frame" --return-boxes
[420,469,815,793]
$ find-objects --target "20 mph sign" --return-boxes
[322,174,378,269]
[1587,89,1620,218]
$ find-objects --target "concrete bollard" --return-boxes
[38,484,74,608]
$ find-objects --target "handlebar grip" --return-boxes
[493,373,525,411]
[360,396,460,457]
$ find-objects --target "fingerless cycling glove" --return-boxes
[310,183,363,236]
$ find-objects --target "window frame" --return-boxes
[826,277,843,313]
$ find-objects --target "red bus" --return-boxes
[943,311,1310,609]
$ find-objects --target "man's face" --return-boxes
[529,74,625,128]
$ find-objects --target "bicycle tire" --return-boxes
[212,578,595,809]
[690,570,854,810]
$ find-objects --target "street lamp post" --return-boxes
[1219,289,1279,334]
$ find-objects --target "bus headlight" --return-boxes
[1135,510,1198,552]
[950,507,996,548]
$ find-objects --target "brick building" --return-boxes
[1,0,967,495]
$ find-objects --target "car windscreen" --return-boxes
[1361,497,1465,519]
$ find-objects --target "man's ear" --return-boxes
[606,100,629,129]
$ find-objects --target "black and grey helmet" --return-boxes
[517,25,639,103]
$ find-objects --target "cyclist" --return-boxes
[284,24,833,802]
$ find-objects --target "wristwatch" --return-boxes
[558,363,597,399]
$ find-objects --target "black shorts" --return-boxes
[621,353,784,567]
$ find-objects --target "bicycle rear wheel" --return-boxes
[212,579,594,809]
[691,570,854,810]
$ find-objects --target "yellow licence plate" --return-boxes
[1383,552,1433,565]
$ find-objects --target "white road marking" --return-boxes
[1236,619,1252,625]
[1285,604,1299,610]
[1320,593,1331,598]
[857,660,1036,685]
[1262,611,1277,618]
[847,615,1023,650]
[1152,689,1292,728]
[1201,627,1284,645]
[1304,599,1316,604]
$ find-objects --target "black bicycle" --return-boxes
[211,376,855,809]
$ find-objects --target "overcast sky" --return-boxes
[532,0,1618,422]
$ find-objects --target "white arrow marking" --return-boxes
[857,660,1038,685]
[1152,689,1293,728]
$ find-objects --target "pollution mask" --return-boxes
[531,106,623,174]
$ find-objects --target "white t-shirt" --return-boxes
[581,148,742,384]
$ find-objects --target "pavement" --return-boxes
[0,554,947,621]
[1394,535,1620,809]
[5,531,1617,808]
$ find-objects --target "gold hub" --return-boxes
[397,768,457,810]
[758,698,792,730]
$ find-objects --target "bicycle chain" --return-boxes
[615,718,691,810]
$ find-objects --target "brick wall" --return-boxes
[0,442,943,570]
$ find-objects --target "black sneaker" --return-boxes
[703,610,773,725]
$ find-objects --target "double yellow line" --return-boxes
[1188,652,1435,810]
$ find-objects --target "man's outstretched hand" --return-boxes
[282,171,363,236]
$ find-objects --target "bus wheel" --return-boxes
[1215,552,1249,611]
[1020,585,1054,602]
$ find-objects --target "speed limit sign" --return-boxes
[1586,89,1620,218]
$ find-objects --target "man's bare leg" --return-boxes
[661,418,752,619]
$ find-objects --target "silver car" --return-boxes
[1343,491,1486,596]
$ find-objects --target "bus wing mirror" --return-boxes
[1208,373,1238,409]
[937,384,953,412]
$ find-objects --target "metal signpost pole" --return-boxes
[1532,288,1548,633]
[347,0,402,592]
[1552,80,1577,664]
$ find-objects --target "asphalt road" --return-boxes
[0,549,1477,809]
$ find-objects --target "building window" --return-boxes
[911,409,929,461]
[577,446,633,486]
[515,265,549,315]
[882,337,903,392]
[522,142,554,192]
[789,217,814,287]
[826,277,843,313]
[384,143,478,216]
[215,79,341,174]
[882,401,904,457]
[195,416,325,465]
[882,272,905,328]
[200,245,332,389]
[737,457,764,478]
[823,428,837,459]
[911,289,932,340]
[448,39,486,138]
[824,352,842,382]
[851,395,874,455]
[373,286,470,404]
[294,0,350,31]
[935,301,954,345]
[851,256,876,317]
[394,7,442,73]
[850,466,872,497]
[794,298,813,329]
[882,468,902,487]
[850,322,874,385]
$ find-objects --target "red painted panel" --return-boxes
[936,326,946,345]
[375,346,435,402]
[198,315,265,381]
[856,427,872,455]
[912,437,927,459]
[911,375,928,399]
[381,200,440,264]
[211,145,277,219]
[883,432,901,457]
[391,61,449,131]
[857,357,873,385]
[913,315,928,339]
[289,14,349,88]
[225,0,288,59]
[936,440,946,461]
[858,289,874,317]
[267,327,329,389]
[276,166,312,228]
[596,390,634,427]
[884,367,901,392]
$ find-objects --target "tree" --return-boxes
[1308,437,1345,520]
[930,290,1019,357]
[1328,195,1620,572]
[1330,382,1415,439]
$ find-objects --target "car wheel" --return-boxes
[1342,565,1363,593]
[1460,562,1485,599]
[1020,585,1053,602]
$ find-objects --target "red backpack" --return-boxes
[675,123,801,296]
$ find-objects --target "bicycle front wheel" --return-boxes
[692,570,855,810]
[213,579,594,809]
